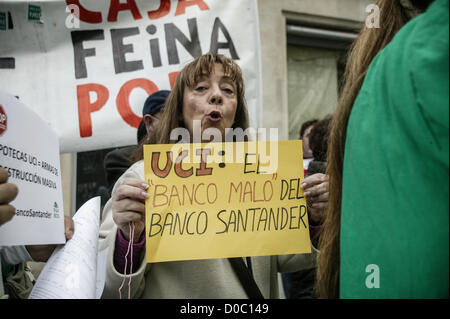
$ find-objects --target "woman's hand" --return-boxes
[301,173,329,224]
[26,215,75,262]
[112,178,149,243]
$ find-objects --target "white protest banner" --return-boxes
[0,90,65,246]
[0,0,262,153]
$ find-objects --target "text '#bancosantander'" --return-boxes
[15,209,52,219]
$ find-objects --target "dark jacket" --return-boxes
[103,146,136,195]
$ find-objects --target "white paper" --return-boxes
[29,197,102,299]
[0,90,65,246]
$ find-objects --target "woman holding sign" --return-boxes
[98,53,329,299]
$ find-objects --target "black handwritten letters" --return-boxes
[216,206,308,234]
[149,211,208,237]
[147,148,308,239]
[280,178,303,200]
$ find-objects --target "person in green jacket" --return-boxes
[317,0,448,298]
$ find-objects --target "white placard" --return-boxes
[0,90,65,246]
[0,0,262,153]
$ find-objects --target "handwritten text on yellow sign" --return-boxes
[144,140,311,263]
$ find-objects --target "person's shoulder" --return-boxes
[387,0,448,59]
[406,1,449,110]
[360,1,448,97]
[109,160,145,194]
[409,2,448,67]
[127,160,145,176]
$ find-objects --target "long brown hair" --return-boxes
[132,53,249,161]
[316,0,432,298]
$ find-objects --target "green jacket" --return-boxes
[340,0,449,298]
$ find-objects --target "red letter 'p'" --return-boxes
[77,83,109,137]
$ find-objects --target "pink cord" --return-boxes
[118,222,134,299]
[128,222,135,299]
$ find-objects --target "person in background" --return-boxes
[0,168,75,298]
[282,118,321,297]
[318,0,448,298]
[103,90,170,195]
[305,116,331,245]
[283,116,332,299]
[299,119,318,176]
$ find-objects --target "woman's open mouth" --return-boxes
[207,110,222,123]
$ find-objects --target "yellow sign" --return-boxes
[144,140,311,263]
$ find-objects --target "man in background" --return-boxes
[103,90,170,194]
[299,119,318,176]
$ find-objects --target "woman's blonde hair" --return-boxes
[316,0,432,298]
[132,53,249,161]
